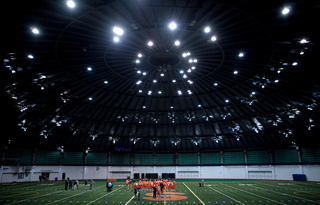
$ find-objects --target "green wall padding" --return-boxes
[178,153,198,165]
[109,153,131,165]
[223,152,245,164]
[87,153,108,165]
[34,150,60,164]
[155,153,175,165]
[273,149,299,163]
[4,149,32,164]
[247,150,271,164]
[61,152,83,164]
[301,148,320,163]
[200,153,221,164]
[133,153,153,165]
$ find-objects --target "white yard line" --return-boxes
[86,185,124,205]
[206,186,246,205]
[251,184,320,204]
[45,184,105,205]
[221,183,287,205]
[6,190,63,205]
[183,183,206,205]
[124,195,135,205]
[1,185,61,199]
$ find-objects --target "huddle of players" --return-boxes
[127,179,176,199]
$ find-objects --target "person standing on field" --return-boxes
[90,179,94,190]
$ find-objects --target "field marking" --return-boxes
[183,183,206,205]
[206,186,245,205]
[0,185,61,199]
[250,184,320,204]
[124,195,135,205]
[221,183,287,205]
[6,190,63,205]
[85,185,124,205]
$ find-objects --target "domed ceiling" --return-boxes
[2,0,319,152]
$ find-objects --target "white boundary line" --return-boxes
[221,183,287,205]
[6,190,63,205]
[85,185,124,205]
[183,182,206,205]
[124,195,135,205]
[206,186,246,205]
[251,184,320,204]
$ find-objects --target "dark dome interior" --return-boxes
[1,0,319,153]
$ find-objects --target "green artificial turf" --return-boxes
[0,180,319,205]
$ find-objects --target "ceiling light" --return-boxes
[174,40,180,46]
[28,54,34,59]
[139,90,142,93]
[239,52,244,57]
[251,91,256,95]
[148,41,153,46]
[113,36,119,42]
[182,53,187,58]
[153,80,157,83]
[204,26,210,33]
[136,80,142,85]
[274,79,279,83]
[282,7,290,15]
[168,22,177,30]
[113,26,123,35]
[137,53,142,58]
[225,99,229,103]
[87,67,92,71]
[193,59,198,63]
[211,36,217,41]
[142,72,146,75]
[172,79,176,83]
[188,59,193,63]
[148,91,152,95]
[180,70,184,74]
[214,82,218,86]
[300,51,304,55]
[160,73,164,77]
[292,62,298,66]
[188,80,193,84]
[234,70,238,74]
[187,69,191,73]
[135,59,140,64]
[67,0,75,8]
[300,39,308,44]
[137,70,141,74]
[183,74,187,78]
[178,90,182,95]
[198,104,201,107]
[88,97,92,101]
[32,28,39,34]
[191,66,195,70]
[104,81,108,84]
[143,106,146,109]
[187,52,191,56]
[158,91,162,94]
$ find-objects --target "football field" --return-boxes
[1,180,320,205]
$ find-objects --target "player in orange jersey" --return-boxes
[134,181,138,189]
[156,185,161,199]
[172,181,176,191]
[126,179,129,189]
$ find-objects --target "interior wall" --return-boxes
[1,164,320,183]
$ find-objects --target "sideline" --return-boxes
[182,183,206,205]
[206,185,246,205]
[221,183,286,205]
[86,185,124,205]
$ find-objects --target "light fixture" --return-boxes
[183,74,187,78]
[187,90,192,94]
[138,90,142,93]
[191,66,195,70]
[198,104,201,107]
[158,91,162,94]
[153,80,157,83]
[142,105,146,109]
[274,79,279,83]
[204,26,210,33]
[193,59,198,63]
[160,73,164,77]
[135,59,140,64]
[148,90,152,95]
[148,41,153,46]
[187,80,193,84]
[234,70,238,74]
[282,7,290,15]
[168,22,177,30]
[87,67,92,71]
[170,138,181,146]
[88,97,92,100]
[292,62,298,66]
[238,52,244,57]
[182,53,187,58]
[137,70,141,74]
[172,79,176,83]
[214,82,218,86]
[251,91,256,95]
[225,99,229,103]
[28,54,34,59]
[67,0,75,8]
[178,90,182,95]
[174,40,180,46]
[180,70,184,74]
[211,36,217,41]
[113,36,119,42]
[191,137,202,145]
[142,72,147,75]
[136,80,142,85]
[137,53,142,58]
[113,26,124,35]
[32,28,39,34]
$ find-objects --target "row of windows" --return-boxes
[1,148,319,165]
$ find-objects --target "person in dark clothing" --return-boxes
[84,180,88,190]
[65,180,68,190]
[160,182,164,194]
[69,179,72,190]
[153,185,157,198]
